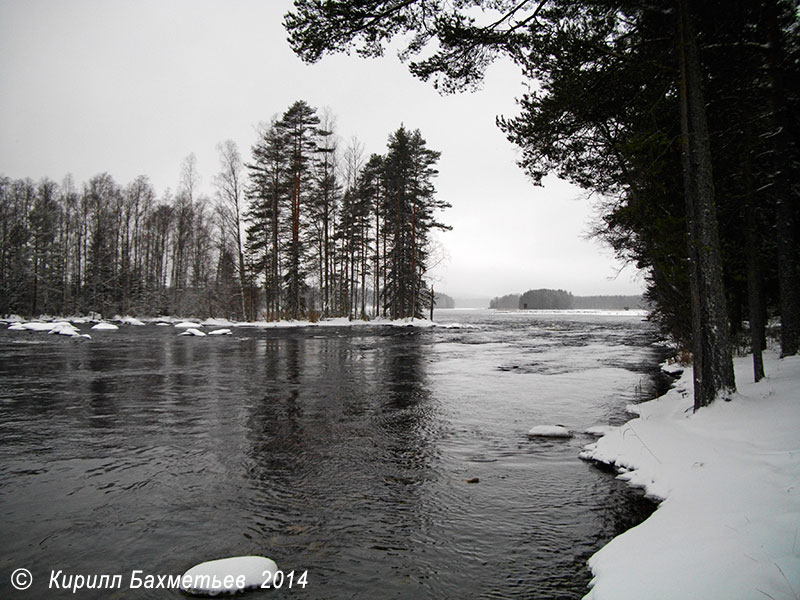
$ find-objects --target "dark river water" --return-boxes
[0,310,664,599]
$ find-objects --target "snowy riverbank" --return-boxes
[580,351,800,600]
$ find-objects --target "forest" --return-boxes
[284,0,800,408]
[0,101,450,322]
[489,290,644,309]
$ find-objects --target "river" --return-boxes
[0,310,665,598]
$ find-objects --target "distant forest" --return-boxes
[0,101,450,321]
[433,292,455,309]
[283,1,800,408]
[489,289,645,310]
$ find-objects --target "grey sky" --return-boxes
[0,0,644,299]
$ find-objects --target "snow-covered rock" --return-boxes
[20,322,56,331]
[174,321,201,329]
[528,425,572,438]
[120,316,146,326]
[208,328,232,336]
[584,425,616,438]
[91,322,119,330]
[7,323,27,331]
[180,555,278,596]
[49,322,80,336]
[179,328,206,337]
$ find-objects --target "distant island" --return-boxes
[489,289,645,311]
[433,292,456,309]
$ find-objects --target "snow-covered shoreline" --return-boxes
[580,351,800,600]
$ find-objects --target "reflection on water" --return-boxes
[0,311,661,598]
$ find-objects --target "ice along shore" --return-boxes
[580,351,800,600]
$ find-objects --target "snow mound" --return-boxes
[179,328,206,337]
[528,425,572,438]
[49,322,80,336]
[120,316,146,326]
[19,322,55,331]
[180,555,278,596]
[7,323,27,331]
[175,321,201,329]
[208,328,232,336]
[91,322,119,330]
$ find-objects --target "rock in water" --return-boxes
[180,555,278,596]
[528,425,573,438]
[179,328,207,337]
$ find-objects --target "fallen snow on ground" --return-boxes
[200,318,236,327]
[528,425,573,438]
[580,351,800,600]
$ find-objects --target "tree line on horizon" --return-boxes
[489,290,645,310]
[285,0,800,409]
[0,101,450,322]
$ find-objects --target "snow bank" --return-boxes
[581,351,800,600]
[180,555,278,596]
[528,425,573,438]
[200,318,236,327]
[91,322,119,330]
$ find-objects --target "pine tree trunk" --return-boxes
[766,0,800,357]
[676,0,736,409]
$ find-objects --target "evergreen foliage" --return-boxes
[0,104,449,323]
[285,0,800,407]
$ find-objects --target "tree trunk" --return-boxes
[676,0,736,409]
[766,0,800,357]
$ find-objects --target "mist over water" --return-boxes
[0,310,663,598]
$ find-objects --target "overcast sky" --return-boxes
[0,0,644,300]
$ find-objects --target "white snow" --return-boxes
[174,321,201,328]
[120,316,146,326]
[7,323,27,331]
[208,328,232,336]
[91,322,119,330]
[179,328,206,337]
[48,322,80,336]
[580,351,800,600]
[180,555,278,596]
[18,322,56,331]
[584,425,616,438]
[200,318,236,327]
[528,425,573,438]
